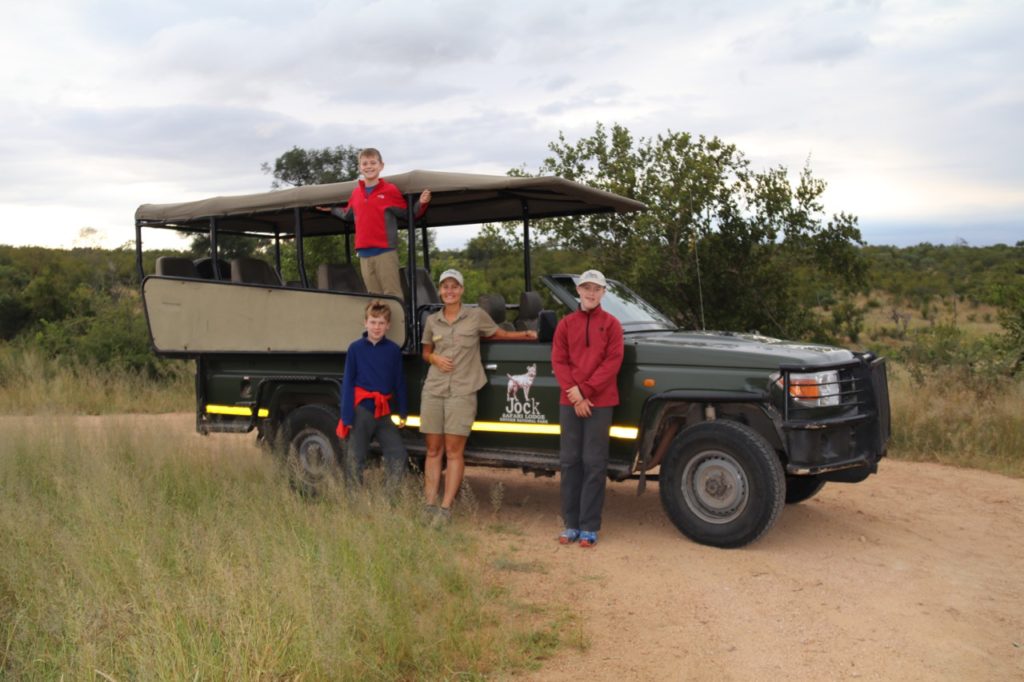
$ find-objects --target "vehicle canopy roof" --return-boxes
[135,169,646,237]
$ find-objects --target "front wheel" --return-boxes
[659,420,785,548]
[282,404,344,496]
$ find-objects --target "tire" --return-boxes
[282,404,344,497]
[659,420,785,548]
[784,476,826,504]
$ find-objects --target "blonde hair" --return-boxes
[364,299,391,322]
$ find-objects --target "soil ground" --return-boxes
[25,414,1023,680]
[464,462,1023,681]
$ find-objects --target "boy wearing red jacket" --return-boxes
[551,270,624,547]
[321,148,431,299]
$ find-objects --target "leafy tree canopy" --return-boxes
[261,145,361,188]
[516,122,868,340]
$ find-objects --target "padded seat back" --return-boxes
[193,257,230,280]
[230,257,283,286]
[318,263,367,293]
[155,256,199,278]
[514,291,544,331]
[400,267,440,305]
[478,293,515,331]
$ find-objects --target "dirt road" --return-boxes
[465,461,1024,681]
[34,414,1023,680]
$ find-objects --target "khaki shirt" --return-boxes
[421,306,498,397]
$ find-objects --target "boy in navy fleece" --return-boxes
[337,299,408,489]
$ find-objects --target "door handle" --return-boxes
[485,364,498,370]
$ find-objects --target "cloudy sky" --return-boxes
[1,0,1020,251]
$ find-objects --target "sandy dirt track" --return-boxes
[31,414,1024,680]
[464,461,1023,681]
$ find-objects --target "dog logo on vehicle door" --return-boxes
[500,364,548,424]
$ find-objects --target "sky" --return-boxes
[0,0,1020,252]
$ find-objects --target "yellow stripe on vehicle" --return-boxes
[394,415,637,440]
[205,404,269,418]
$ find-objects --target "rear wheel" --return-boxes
[282,404,344,496]
[659,420,785,548]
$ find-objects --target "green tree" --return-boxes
[261,145,360,188]
[524,123,867,339]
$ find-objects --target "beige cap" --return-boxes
[577,269,607,287]
[438,268,464,286]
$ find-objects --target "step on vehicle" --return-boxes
[135,170,890,547]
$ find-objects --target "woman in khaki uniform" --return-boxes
[421,269,537,522]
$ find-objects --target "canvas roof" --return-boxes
[134,169,646,236]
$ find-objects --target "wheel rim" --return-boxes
[681,449,749,524]
[293,429,333,480]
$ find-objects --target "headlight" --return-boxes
[771,370,840,407]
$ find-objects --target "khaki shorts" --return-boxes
[419,392,477,437]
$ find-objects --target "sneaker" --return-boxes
[421,504,439,524]
[432,506,452,527]
[558,528,580,545]
[579,531,598,548]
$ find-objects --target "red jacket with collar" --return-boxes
[336,178,427,250]
[551,304,624,407]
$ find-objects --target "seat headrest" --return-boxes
[477,294,507,324]
[518,291,544,318]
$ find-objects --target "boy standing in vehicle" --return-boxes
[551,270,624,548]
[337,300,408,491]
[320,148,431,299]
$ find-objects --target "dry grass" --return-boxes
[887,365,1024,478]
[0,417,574,679]
[0,347,193,415]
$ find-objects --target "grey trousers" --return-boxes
[346,404,407,489]
[559,404,613,532]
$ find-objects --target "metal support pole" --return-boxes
[522,200,532,291]
[294,207,308,288]
[209,217,220,280]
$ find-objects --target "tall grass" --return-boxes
[887,365,1024,477]
[0,417,571,679]
[0,346,192,414]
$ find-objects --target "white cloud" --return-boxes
[0,0,1021,251]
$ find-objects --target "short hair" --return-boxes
[365,299,391,322]
[358,147,383,162]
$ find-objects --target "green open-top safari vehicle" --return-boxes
[135,170,890,547]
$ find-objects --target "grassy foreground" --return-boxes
[0,418,573,679]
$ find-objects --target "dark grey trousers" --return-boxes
[346,404,407,489]
[559,404,613,532]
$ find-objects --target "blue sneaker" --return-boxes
[558,528,580,545]
[579,531,598,548]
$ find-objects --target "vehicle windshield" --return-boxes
[545,275,677,332]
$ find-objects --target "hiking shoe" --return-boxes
[558,528,580,545]
[421,504,440,524]
[431,506,452,527]
[579,531,598,548]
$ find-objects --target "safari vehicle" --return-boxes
[135,170,890,548]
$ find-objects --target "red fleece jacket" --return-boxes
[551,304,624,407]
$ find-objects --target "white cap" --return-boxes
[577,269,607,287]
[438,268,464,286]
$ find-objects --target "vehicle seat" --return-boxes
[155,256,199,278]
[478,293,515,331]
[400,267,440,305]
[230,257,283,286]
[317,263,367,293]
[193,257,230,280]
[514,291,544,331]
